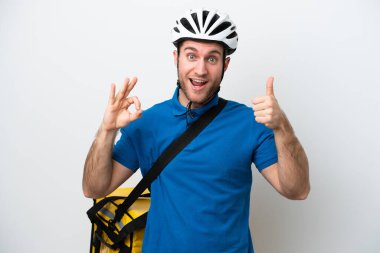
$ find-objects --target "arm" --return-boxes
[252,77,310,200]
[82,127,134,199]
[260,114,310,200]
[82,77,142,199]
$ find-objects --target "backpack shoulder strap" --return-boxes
[88,98,228,222]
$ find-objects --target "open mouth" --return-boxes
[190,78,208,90]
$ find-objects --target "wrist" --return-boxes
[97,124,119,140]
[100,118,125,133]
[273,112,294,137]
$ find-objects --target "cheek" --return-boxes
[178,63,193,76]
[210,66,223,78]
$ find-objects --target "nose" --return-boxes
[194,59,207,76]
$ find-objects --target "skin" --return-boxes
[82,77,141,198]
[82,39,310,200]
[174,40,230,109]
[253,77,310,199]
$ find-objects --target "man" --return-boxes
[83,8,310,253]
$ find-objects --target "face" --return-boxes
[174,40,230,109]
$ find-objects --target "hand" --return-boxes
[101,77,142,131]
[252,77,285,130]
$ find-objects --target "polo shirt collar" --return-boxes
[171,87,219,117]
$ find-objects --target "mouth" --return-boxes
[189,78,208,90]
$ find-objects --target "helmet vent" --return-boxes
[210,21,231,36]
[172,9,238,55]
[202,11,209,27]
[180,18,196,34]
[205,14,220,33]
[191,13,201,33]
[226,31,237,39]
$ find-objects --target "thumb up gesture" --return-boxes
[252,77,285,130]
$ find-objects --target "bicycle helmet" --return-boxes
[172,8,238,55]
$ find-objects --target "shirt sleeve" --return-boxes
[112,127,140,172]
[251,126,278,171]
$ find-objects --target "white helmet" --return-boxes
[172,8,238,55]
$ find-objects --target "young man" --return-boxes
[83,8,310,253]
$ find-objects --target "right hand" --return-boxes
[101,77,142,131]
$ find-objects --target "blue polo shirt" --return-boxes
[113,88,278,253]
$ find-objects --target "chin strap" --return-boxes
[186,101,195,118]
[177,80,221,127]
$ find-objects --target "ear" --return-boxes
[173,50,178,66]
[223,57,231,72]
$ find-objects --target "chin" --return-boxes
[189,94,213,106]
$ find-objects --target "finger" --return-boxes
[252,103,268,112]
[115,78,130,101]
[255,116,268,124]
[108,83,116,104]
[254,110,267,117]
[122,96,141,111]
[125,77,138,96]
[128,96,141,111]
[254,111,266,117]
[254,108,273,117]
[252,96,266,105]
[129,109,143,122]
[266,76,274,96]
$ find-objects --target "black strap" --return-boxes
[88,196,129,222]
[93,227,102,253]
[115,212,148,243]
[112,98,227,222]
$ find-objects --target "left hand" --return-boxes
[252,77,285,130]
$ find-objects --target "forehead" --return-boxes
[180,40,224,55]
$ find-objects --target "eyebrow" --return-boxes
[183,46,222,56]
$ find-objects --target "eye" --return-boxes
[208,56,217,63]
[187,54,196,61]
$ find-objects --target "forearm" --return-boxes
[82,125,118,198]
[274,113,310,199]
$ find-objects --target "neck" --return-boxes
[178,89,203,109]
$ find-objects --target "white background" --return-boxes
[1,0,379,252]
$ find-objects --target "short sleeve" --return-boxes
[112,127,140,172]
[251,127,278,171]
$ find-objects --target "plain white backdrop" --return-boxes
[1,0,379,252]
